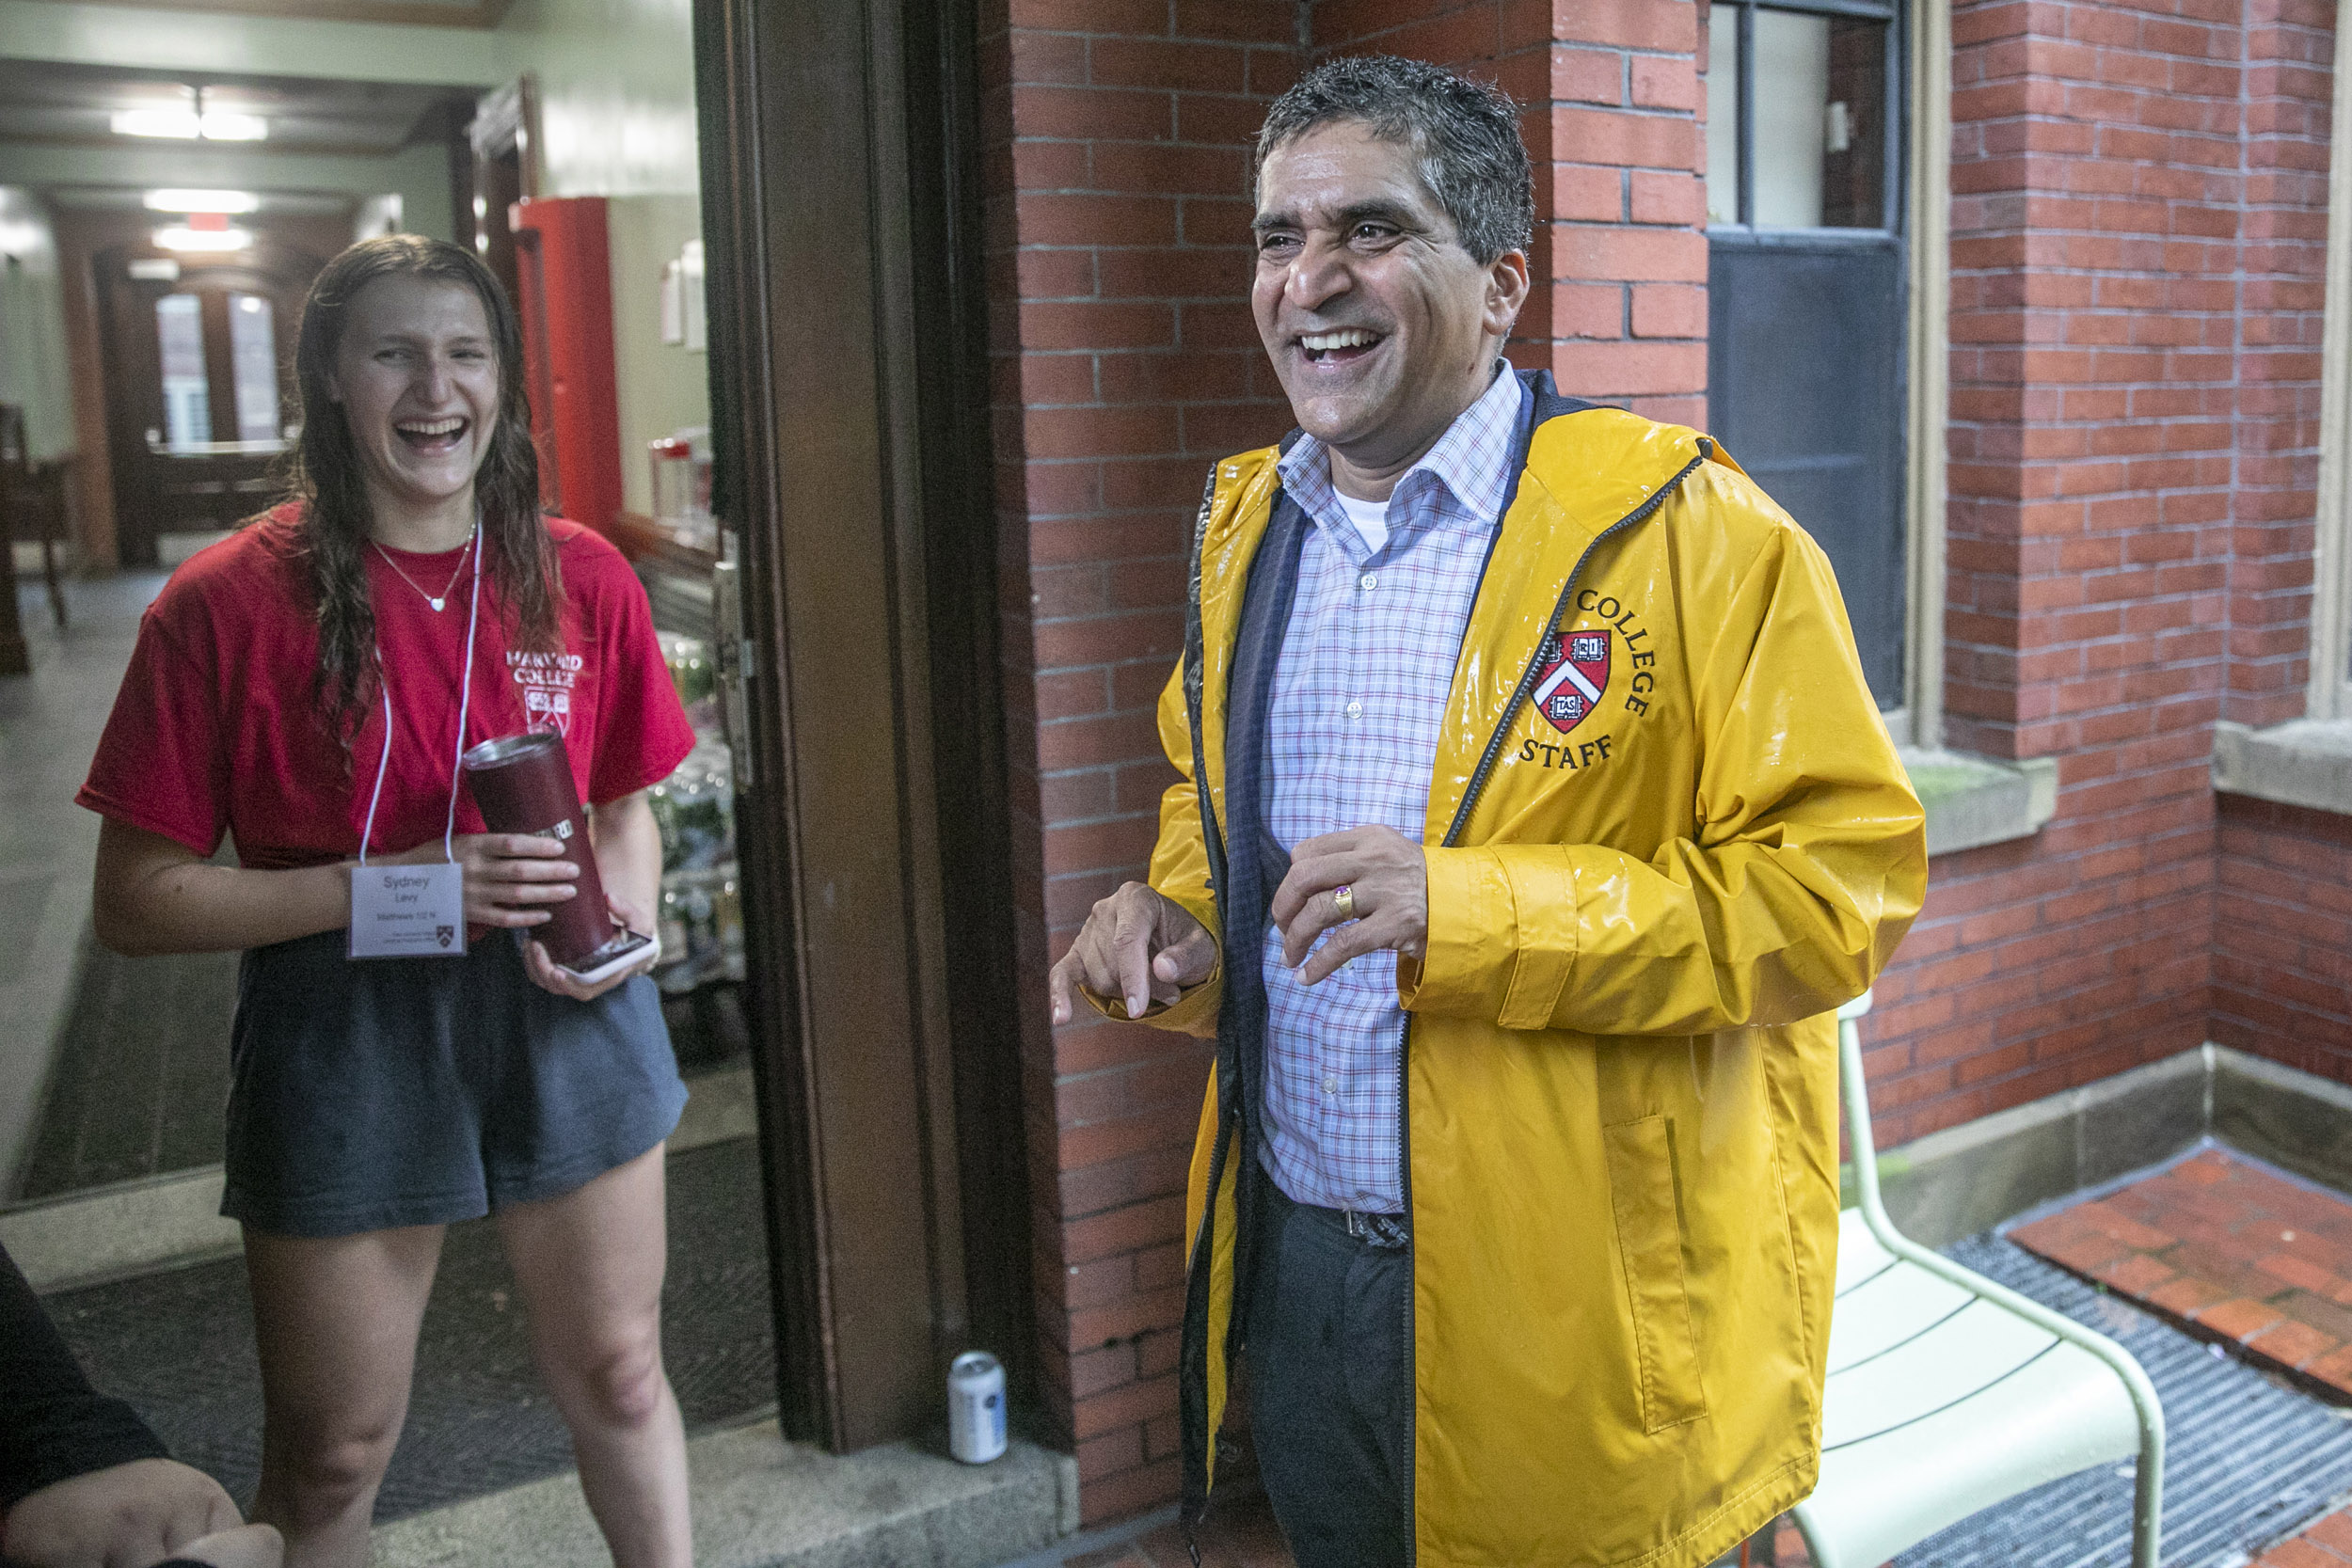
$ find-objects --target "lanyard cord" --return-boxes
[356,525,483,866]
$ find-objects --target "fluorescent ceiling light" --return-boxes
[112,108,200,139]
[145,189,260,214]
[155,226,253,252]
[198,112,268,141]
[112,87,268,142]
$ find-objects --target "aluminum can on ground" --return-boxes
[947,1351,1007,1464]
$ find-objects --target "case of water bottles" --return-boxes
[649,634,742,995]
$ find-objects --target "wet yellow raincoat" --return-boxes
[1102,374,1926,1566]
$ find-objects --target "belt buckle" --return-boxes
[1344,1209,1407,1248]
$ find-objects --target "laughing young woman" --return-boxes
[78,236,695,1568]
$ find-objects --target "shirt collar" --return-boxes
[1275,361,1524,532]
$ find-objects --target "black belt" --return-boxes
[1291,1196,1411,1250]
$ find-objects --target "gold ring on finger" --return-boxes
[1332,884,1356,921]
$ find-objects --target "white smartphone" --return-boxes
[561,929,658,985]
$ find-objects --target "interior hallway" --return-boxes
[0,567,177,1193]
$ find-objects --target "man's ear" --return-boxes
[1486,248,1532,340]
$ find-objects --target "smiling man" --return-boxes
[1048,56,1928,1568]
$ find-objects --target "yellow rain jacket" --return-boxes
[1100,372,1927,1567]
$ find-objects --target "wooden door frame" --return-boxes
[692,0,1033,1449]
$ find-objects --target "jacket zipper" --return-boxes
[1396,442,1709,1565]
[1437,444,1710,849]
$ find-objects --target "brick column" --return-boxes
[2229,0,2333,729]
[1316,0,1710,420]
[2211,0,2348,1082]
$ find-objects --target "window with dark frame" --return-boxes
[1704,0,1913,708]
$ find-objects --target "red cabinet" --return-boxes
[508,196,622,535]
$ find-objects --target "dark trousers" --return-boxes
[1245,1173,1413,1568]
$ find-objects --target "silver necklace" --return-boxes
[372,528,476,612]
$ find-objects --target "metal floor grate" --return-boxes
[1893,1235,2352,1568]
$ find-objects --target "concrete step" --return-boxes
[373,1421,1074,1568]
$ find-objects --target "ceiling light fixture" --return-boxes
[198,111,268,141]
[113,87,266,142]
[144,189,261,214]
[154,225,254,252]
[112,108,200,139]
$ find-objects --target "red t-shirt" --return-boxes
[78,505,697,869]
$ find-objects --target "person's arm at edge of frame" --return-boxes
[1398,478,1930,1037]
[0,1243,282,1568]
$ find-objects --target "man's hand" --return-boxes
[0,1457,281,1568]
[1049,882,1217,1023]
[1270,826,1428,985]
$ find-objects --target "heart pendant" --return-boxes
[428,597,446,611]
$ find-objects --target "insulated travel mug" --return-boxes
[461,729,621,967]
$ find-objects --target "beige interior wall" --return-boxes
[0,187,74,461]
[603,192,705,516]
[496,0,701,199]
[496,0,707,516]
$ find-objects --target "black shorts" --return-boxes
[220,928,688,1238]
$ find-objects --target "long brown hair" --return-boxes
[283,234,559,743]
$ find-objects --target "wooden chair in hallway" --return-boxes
[1790,991,2167,1568]
[0,404,68,631]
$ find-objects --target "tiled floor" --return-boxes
[2257,1506,2352,1567]
[2010,1144,2352,1398]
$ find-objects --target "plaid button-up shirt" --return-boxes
[1259,365,1522,1214]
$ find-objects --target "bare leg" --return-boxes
[245,1224,445,1568]
[498,1144,690,1568]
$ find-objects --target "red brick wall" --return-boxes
[1315,0,1709,420]
[980,0,1298,1521]
[2205,1,2347,1093]
[1860,0,2337,1147]
[2232,0,2335,728]
[2214,793,2352,1075]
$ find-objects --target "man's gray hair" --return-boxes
[1255,55,1535,265]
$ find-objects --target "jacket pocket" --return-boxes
[1603,1114,1708,1432]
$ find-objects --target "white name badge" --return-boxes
[349,863,469,959]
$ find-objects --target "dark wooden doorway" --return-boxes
[692,0,1035,1449]
[93,240,321,566]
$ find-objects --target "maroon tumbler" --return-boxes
[461,729,623,967]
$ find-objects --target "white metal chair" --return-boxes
[1789,991,2166,1568]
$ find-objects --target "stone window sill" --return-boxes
[1898,746,2059,858]
[2212,719,2352,816]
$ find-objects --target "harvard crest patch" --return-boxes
[1532,628,1610,735]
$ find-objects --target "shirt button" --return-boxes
[1324,1074,1339,1095]
[1359,571,1377,593]
[1344,700,1363,720]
